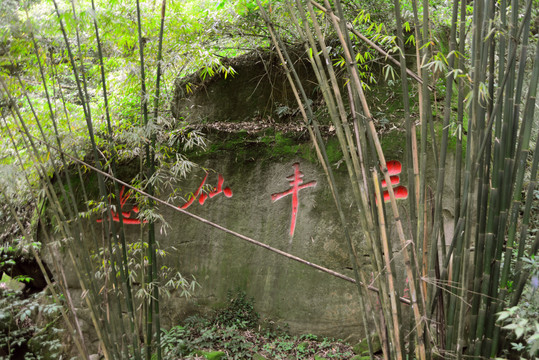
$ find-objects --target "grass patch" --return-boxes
[161,291,368,359]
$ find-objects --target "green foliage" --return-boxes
[0,0,263,202]
[0,288,64,360]
[160,323,254,359]
[160,291,356,359]
[0,237,41,286]
[161,321,355,360]
[92,239,199,303]
[497,255,539,358]
[215,290,259,330]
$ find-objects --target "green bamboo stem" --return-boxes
[392,0,418,248]
[452,0,466,229]
[409,0,430,316]
[309,0,431,89]
[511,116,539,306]
[2,71,128,357]
[325,4,409,355]
[490,38,538,358]
[25,15,111,306]
[0,79,82,254]
[445,0,533,354]
[454,7,481,354]
[468,1,496,354]
[0,195,91,359]
[0,100,107,360]
[51,0,145,355]
[391,0,425,353]
[69,0,92,119]
[500,0,519,163]
[133,0,155,357]
[86,0,138,353]
[306,2,366,207]
[481,2,534,356]
[512,230,539,307]
[346,83,371,198]
[303,4,390,322]
[427,0,459,327]
[454,0,486,355]
[489,0,506,243]
[292,2,386,301]
[425,0,460,346]
[373,170,405,359]
[24,24,126,355]
[55,1,136,353]
[0,110,94,358]
[150,1,167,358]
[260,3,377,356]
[319,1,428,357]
[294,2,365,216]
[469,0,496,345]
[313,0,422,213]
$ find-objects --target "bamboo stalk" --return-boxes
[468,0,495,354]
[409,0,429,316]
[50,1,160,356]
[512,115,539,306]
[428,0,459,321]
[259,4,381,356]
[319,1,428,358]
[480,2,534,356]
[150,2,167,359]
[373,170,404,359]
[0,111,94,359]
[309,0,432,89]
[85,0,139,354]
[454,0,486,355]
[0,91,111,359]
[133,0,156,357]
[27,35,125,356]
[299,4,392,335]
[0,196,91,359]
[490,28,538,357]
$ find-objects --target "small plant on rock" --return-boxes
[215,290,260,330]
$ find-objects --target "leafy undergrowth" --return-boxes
[160,292,373,360]
[161,323,363,360]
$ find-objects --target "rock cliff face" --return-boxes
[171,48,317,124]
[158,151,371,341]
[164,48,415,341]
[165,49,375,340]
[45,49,458,346]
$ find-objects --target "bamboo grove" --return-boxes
[0,0,538,359]
[0,0,168,358]
[258,0,539,359]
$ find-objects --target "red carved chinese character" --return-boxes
[403,277,410,299]
[180,173,232,209]
[383,185,408,202]
[271,163,317,237]
[381,175,400,187]
[386,160,402,175]
[97,186,146,224]
[379,160,408,202]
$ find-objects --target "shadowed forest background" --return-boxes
[0,0,539,359]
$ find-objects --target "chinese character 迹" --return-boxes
[97,186,146,225]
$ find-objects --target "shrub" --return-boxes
[214,290,260,330]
